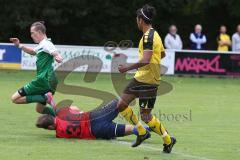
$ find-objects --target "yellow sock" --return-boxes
[147,116,171,145]
[120,107,146,135]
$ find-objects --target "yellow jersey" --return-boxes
[134,28,165,85]
[217,33,231,51]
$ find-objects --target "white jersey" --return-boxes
[34,38,57,55]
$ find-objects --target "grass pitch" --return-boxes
[0,70,239,160]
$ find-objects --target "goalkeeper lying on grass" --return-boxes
[36,99,149,140]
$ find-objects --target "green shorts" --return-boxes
[19,73,58,96]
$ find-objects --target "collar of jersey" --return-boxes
[39,38,52,45]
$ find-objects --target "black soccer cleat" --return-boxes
[131,130,151,147]
[163,136,177,153]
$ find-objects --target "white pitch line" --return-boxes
[112,140,214,160]
[0,134,214,160]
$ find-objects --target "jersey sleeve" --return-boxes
[33,47,38,53]
[143,30,154,51]
[33,45,41,53]
[43,41,58,55]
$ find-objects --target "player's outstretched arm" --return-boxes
[10,38,36,55]
[118,50,153,73]
[51,51,63,63]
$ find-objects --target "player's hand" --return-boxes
[118,64,128,73]
[54,54,63,63]
[10,38,20,47]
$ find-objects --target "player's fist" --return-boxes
[118,64,128,73]
[10,38,20,47]
[55,54,63,63]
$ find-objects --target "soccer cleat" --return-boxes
[45,92,56,108]
[131,130,151,147]
[163,136,177,153]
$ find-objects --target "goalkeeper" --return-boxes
[36,99,149,140]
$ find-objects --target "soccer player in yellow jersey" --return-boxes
[217,25,231,51]
[117,4,176,153]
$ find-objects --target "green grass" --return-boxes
[0,70,240,160]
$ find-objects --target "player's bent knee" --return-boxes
[11,95,18,104]
[140,112,152,123]
[117,100,128,112]
[11,91,23,104]
[36,105,44,113]
[36,107,43,114]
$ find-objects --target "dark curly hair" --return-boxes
[136,4,156,24]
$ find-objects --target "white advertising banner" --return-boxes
[21,44,175,75]
[161,49,175,75]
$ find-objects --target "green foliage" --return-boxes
[0,0,239,49]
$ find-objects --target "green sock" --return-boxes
[26,95,47,103]
[42,106,56,117]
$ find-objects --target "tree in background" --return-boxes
[0,0,239,50]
